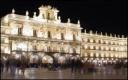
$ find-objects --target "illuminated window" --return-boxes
[90,45,94,49]
[101,53,104,57]
[96,46,99,50]
[105,41,108,44]
[23,24,33,36]
[90,39,93,43]
[100,40,103,44]
[101,46,104,50]
[4,47,10,53]
[111,47,113,51]
[11,27,18,35]
[111,54,113,57]
[96,53,99,57]
[37,30,43,37]
[96,40,99,43]
[17,42,27,51]
[4,38,9,43]
[90,53,93,57]
[84,45,88,49]
[106,46,109,50]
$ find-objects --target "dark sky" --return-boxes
[0,0,127,37]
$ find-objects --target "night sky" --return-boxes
[0,0,127,37]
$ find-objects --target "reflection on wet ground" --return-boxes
[1,67,127,79]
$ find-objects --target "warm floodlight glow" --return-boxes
[17,43,27,51]
[1,5,127,64]
[11,27,18,35]
[4,15,9,23]
[4,47,10,54]
[23,24,33,36]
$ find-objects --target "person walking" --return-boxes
[9,55,16,76]
[15,58,21,74]
[71,57,75,73]
[5,57,11,73]
[0,58,4,73]
[20,55,27,75]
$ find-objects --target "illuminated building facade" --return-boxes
[81,31,127,63]
[1,5,127,63]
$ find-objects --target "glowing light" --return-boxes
[96,53,99,57]
[4,15,9,23]
[65,33,72,40]
[90,53,93,57]
[90,39,93,43]
[11,26,18,35]
[4,47,10,54]
[15,54,20,59]
[17,42,27,51]
[23,23,33,36]
[5,38,9,43]
[90,46,94,49]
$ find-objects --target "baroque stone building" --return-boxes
[1,5,127,64]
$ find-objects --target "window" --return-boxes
[22,24,33,36]
[48,31,51,39]
[90,39,93,43]
[73,48,76,53]
[61,33,64,40]
[33,30,37,37]
[73,34,76,41]
[47,13,50,19]
[47,46,51,52]
[18,28,22,35]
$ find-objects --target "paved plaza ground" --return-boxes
[1,67,127,79]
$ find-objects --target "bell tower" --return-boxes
[38,5,59,21]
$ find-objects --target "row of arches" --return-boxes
[14,52,73,64]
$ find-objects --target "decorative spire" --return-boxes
[114,34,116,37]
[90,30,93,34]
[84,29,86,33]
[67,18,70,23]
[25,11,29,19]
[26,11,29,16]
[77,20,80,24]
[96,31,98,35]
[57,16,61,23]
[110,33,112,37]
[77,20,80,27]
[122,35,124,38]
[33,12,36,18]
[118,35,120,38]
[11,8,15,18]
[105,32,107,36]
[12,8,15,14]
[58,16,61,20]
[100,32,102,36]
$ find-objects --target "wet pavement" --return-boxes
[1,67,127,79]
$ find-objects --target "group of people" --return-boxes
[0,54,29,75]
[0,54,127,76]
[70,57,97,74]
